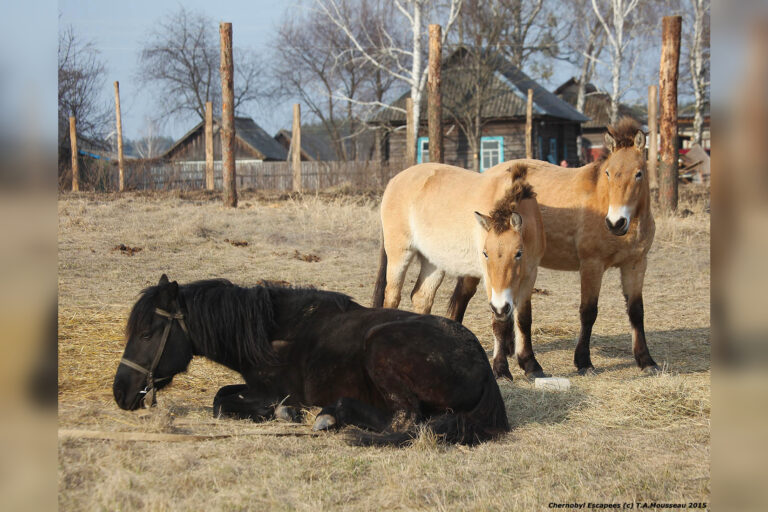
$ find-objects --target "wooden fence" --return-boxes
[68,159,408,193]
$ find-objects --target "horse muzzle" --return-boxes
[605,216,629,236]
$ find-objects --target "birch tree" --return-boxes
[316,0,463,157]
[686,0,710,146]
[591,0,640,124]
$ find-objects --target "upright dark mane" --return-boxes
[596,117,643,164]
[127,279,278,368]
[489,163,535,233]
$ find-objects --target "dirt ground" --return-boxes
[58,186,710,510]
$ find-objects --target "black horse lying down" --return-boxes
[113,275,509,446]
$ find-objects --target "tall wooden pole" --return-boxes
[427,24,443,163]
[292,103,302,192]
[525,89,533,159]
[69,116,79,192]
[405,97,416,166]
[219,22,237,207]
[205,101,214,190]
[114,81,125,192]
[647,85,659,189]
[659,15,681,213]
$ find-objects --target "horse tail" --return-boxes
[345,371,509,447]
[371,232,387,308]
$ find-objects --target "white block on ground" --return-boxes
[534,377,571,391]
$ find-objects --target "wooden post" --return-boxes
[292,103,302,192]
[525,89,533,159]
[219,22,237,207]
[405,98,416,166]
[647,85,659,189]
[69,116,79,192]
[114,81,125,192]
[205,101,214,190]
[659,15,681,213]
[427,24,443,163]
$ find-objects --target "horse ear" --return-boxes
[474,211,492,232]
[509,212,523,231]
[158,274,170,286]
[634,130,646,150]
[604,132,616,153]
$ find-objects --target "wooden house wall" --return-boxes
[384,119,581,169]
[165,128,265,161]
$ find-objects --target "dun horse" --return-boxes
[454,118,660,374]
[373,163,546,380]
[113,275,509,446]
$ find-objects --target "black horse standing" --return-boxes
[113,275,509,446]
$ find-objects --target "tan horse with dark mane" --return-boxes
[373,163,547,380]
[452,118,660,374]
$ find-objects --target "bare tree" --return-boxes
[686,0,710,146]
[495,0,569,74]
[316,0,463,158]
[138,7,269,124]
[273,1,398,161]
[442,1,510,170]
[590,0,642,124]
[58,25,109,159]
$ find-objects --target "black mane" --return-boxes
[127,279,354,369]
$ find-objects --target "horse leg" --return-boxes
[313,397,392,432]
[410,257,445,315]
[447,276,480,323]
[212,385,297,422]
[491,316,514,381]
[621,258,660,372]
[382,237,415,309]
[575,261,604,374]
[513,297,546,378]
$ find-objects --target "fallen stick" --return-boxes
[59,428,320,442]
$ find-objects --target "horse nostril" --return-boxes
[501,303,511,316]
[614,217,626,230]
[605,217,613,229]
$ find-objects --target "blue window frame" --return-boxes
[538,136,544,160]
[417,137,429,163]
[480,136,504,172]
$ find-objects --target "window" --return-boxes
[417,137,429,163]
[549,138,558,164]
[480,136,504,172]
[538,136,544,160]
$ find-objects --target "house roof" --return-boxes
[275,129,338,161]
[162,116,287,160]
[555,78,644,129]
[372,50,588,124]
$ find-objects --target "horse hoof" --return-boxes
[312,413,337,431]
[493,368,514,382]
[642,365,662,375]
[274,405,300,423]
[577,367,596,376]
[525,370,547,380]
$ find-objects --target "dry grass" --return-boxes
[58,186,710,510]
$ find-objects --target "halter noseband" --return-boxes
[120,307,188,407]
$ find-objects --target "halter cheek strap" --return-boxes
[119,307,188,407]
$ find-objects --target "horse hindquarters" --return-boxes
[351,318,509,446]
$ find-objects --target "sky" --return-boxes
[58,0,667,144]
[59,0,298,141]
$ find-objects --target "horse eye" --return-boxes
[605,170,609,177]
[141,332,151,341]
[482,250,488,259]
[635,171,643,180]
[515,250,523,260]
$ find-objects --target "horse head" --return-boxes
[113,274,193,410]
[600,117,649,236]
[474,164,536,320]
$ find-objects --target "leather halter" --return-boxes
[119,307,188,407]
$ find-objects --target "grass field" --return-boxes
[58,187,710,510]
